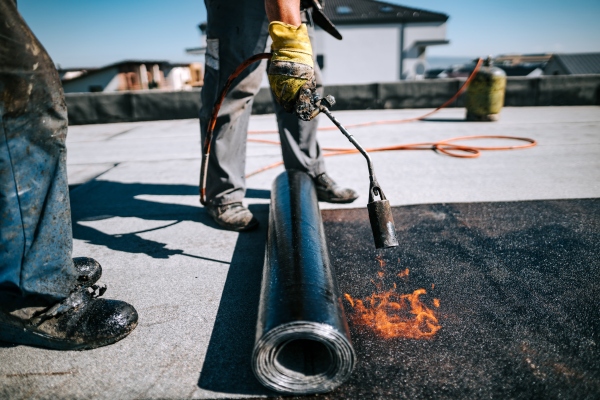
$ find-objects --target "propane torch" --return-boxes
[314,95,399,249]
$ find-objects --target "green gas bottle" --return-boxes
[465,56,506,121]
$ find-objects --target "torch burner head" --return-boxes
[367,182,399,249]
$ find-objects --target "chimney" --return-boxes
[198,22,207,48]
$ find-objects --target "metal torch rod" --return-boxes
[319,105,376,181]
[316,97,397,249]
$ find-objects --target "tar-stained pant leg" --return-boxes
[199,0,270,206]
[273,18,326,178]
[0,0,78,308]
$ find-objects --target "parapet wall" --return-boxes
[66,75,600,125]
[65,89,203,125]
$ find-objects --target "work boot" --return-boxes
[206,202,259,232]
[0,285,138,350]
[313,173,359,203]
[73,257,102,286]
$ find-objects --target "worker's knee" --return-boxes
[0,0,67,142]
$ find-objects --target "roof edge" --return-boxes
[332,16,448,25]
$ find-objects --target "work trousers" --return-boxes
[0,0,78,310]
[200,0,326,206]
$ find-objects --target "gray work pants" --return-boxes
[0,0,79,310]
[200,0,326,206]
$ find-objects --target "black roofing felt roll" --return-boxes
[252,170,356,394]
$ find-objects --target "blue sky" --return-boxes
[18,0,600,68]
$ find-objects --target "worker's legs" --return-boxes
[200,0,270,207]
[0,0,79,309]
[273,13,326,177]
[199,1,357,213]
[0,0,138,350]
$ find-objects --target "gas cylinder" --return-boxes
[465,56,506,121]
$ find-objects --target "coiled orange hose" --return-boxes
[245,135,537,177]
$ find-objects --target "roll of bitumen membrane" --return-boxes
[252,170,356,394]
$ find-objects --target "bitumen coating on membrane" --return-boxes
[270,200,600,400]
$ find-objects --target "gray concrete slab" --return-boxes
[1,106,599,399]
[248,106,600,209]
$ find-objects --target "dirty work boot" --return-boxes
[73,257,102,286]
[313,173,359,203]
[206,202,259,232]
[0,285,138,350]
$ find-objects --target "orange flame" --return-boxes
[344,259,441,339]
[344,289,441,339]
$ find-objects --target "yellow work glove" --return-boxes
[268,22,319,121]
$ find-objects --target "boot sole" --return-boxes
[0,319,137,351]
[212,217,259,232]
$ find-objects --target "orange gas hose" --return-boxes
[248,58,484,134]
[200,56,537,204]
[200,52,272,205]
[245,135,537,177]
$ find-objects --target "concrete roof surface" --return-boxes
[0,106,599,399]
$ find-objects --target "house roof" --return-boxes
[58,67,98,73]
[60,60,172,82]
[550,53,600,75]
[322,0,448,25]
[103,60,171,69]
[494,54,553,66]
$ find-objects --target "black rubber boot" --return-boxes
[206,202,259,231]
[73,257,102,286]
[0,285,138,350]
[313,173,359,203]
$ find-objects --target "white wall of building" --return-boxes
[62,67,120,93]
[259,21,449,87]
[402,22,447,80]
[164,66,193,90]
[403,22,447,50]
[104,73,121,92]
[316,24,401,85]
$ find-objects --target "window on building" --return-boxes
[317,54,325,70]
[379,6,394,13]
[336,6,352,14]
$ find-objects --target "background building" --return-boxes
[543,53,600,76]
[186,0,449,87]
[314,0,449,84]
[425,52,600,79]
[61,60,204,93]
